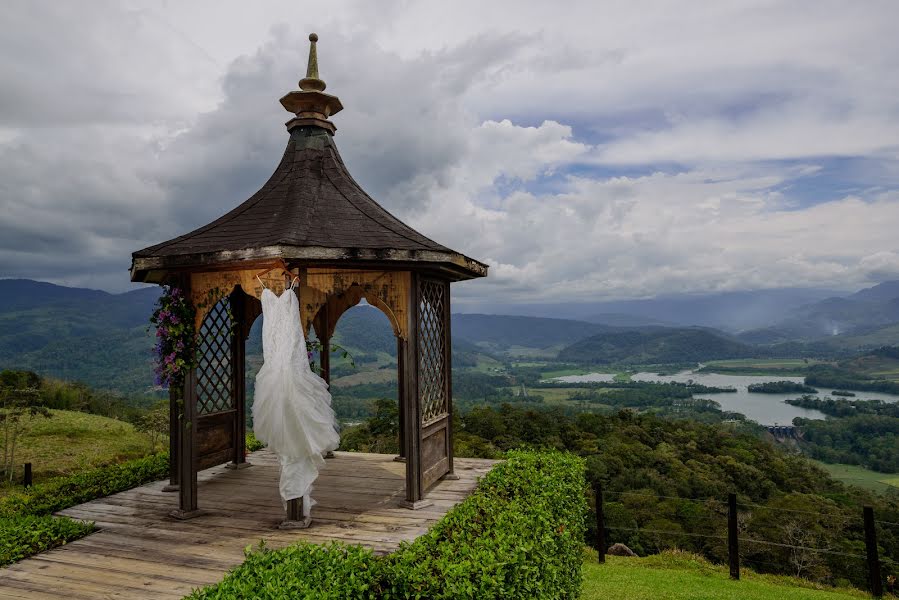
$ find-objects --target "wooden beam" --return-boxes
[400,273,428,509]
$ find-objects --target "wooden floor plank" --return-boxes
[0,450,497,600]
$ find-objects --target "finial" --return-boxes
[299,32,326,92]
[280,31,343,133]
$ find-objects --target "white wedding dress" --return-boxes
[252,281,340,513]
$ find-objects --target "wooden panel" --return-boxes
[197,413,235,456]
[421,425,448,491]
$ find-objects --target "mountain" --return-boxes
[451,314,613,351]
[558,327,759,365]
[460,287,842,332]
[738,280,899,344]
[0,279,160,393]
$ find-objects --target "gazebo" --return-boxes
[130,34,487,523]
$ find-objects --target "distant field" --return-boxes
[582,550,865,599]
[811,460,899,494]
[2,410,155,488]
[699,358,824,375]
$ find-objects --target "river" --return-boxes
[551,370,899,426]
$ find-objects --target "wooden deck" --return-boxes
[0,450,497,599]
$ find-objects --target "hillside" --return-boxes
[739,280,899,344]
[582,551,864,600]
[0,280,159,394]
[2,409,156,486]
[558,327,757,364]
[452,313,612,351]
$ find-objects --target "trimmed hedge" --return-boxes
[0,452,169,566]
[0,452,169,518]
[0,515,94,566]
[187,450,587,600]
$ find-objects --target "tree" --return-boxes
[136,405,169,453]
[0,381,51,483]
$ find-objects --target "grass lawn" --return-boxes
[1,409,156,488]
[811,460,899,494]
[581,550,866,600]
[699,358,824,376]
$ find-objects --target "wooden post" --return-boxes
[23,463,32,488]
[317,303,335,460]
[319,302,331,385]
[172,363,200,519]
[400,273,425,509]
[163,384,180,491]
[395,336,406,461]
[594,481,605,563]
[728,493,740,580]
[864,506,883,597]
[228,290,249,469]
[280,496,311,529]
[443,280,457,479]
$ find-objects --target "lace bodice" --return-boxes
[260,287,310,373]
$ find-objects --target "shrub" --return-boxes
[0,452,168,518]
[0,515,94,566]
[188,450,587,600]
[188,541,383,600]
[384,450,587,599]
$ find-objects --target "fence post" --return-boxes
[863,506,883,597]
[728,493,739,580]
[594,481,606,563]
[23,463,32,488]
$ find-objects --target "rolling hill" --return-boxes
[558,327,759,365]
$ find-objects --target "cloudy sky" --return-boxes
[1,1,898,306]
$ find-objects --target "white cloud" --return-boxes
[0,0,898,303]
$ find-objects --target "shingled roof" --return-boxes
[131,35,487,283]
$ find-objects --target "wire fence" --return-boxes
[591,484,894,598]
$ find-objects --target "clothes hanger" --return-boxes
[255,260,297,289]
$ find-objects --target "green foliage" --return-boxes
[245,431,265,452]
[748,381,818,394]
[384,450,587,599]
[805,364,899,394]
[0,514,94,566]
[187,541,384,600]
[0,375,51,482]
[794,414,899,473]
[0,452,168,518]
[558,328,757,365]
[786,395,899,418]
[188,450,586,600]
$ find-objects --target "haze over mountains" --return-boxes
[3,278,899,393]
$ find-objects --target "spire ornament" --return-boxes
[280,32,343,134]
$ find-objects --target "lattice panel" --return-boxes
[196,297,235,415]
[418,279,447,424]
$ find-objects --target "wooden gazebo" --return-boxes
[130,34,487,522]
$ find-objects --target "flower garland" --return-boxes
[149,285,196,389]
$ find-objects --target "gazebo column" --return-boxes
[443,280,457,480]
[163,385,180,491]
[172,366,200,519]
[395,336,406,461]
[227,289,250,470]
[401,273,429,509]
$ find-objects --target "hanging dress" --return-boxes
[252,280,340,512]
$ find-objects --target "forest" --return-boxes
[340,401,899,588]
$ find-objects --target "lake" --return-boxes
[551,370,899,426]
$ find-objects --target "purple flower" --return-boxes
[307,351,314,362]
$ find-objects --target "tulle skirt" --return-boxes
[252,362,340,503]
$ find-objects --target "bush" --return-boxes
[188,450,587,600]
[0,452,168,518]
[0,515,94,566]
[385,450,587,599]
[188,541,383,600]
